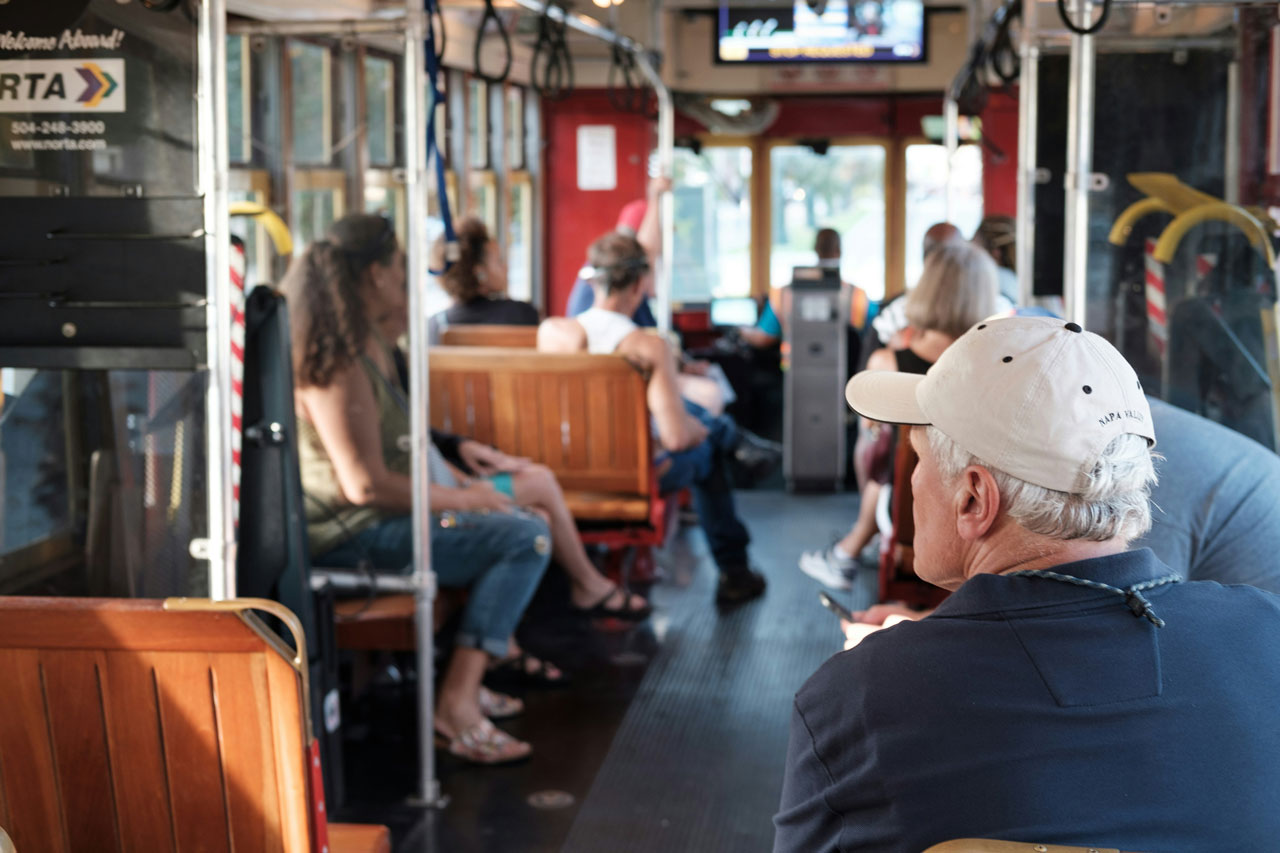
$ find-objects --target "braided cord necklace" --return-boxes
[1007,570,1182,627]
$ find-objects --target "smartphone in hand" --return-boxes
[818,590,855,622]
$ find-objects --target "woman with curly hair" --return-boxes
[428,216,538,342]
[283,214,648,763]
[283,213,552,765]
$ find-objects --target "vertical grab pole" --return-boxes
[1016,41,1039,308]
[1062,0,1096,327]
[198,0,234,600]
[943,95,959,223]
[635,54,675,336]
[404,0,442,808]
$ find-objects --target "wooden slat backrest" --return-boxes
[438,324,538,348]
[0,597,312,853]
[429,347,652,498]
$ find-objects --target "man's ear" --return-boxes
[954,465,1001,541]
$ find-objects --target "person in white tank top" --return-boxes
[575,306,639,355]
[538,231,769,605]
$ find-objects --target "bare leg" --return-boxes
[838,480,881,557]
[510,465,647,612]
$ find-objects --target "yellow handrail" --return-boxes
[229,201,294,257]
[1152,202,1276,268]
[1107,197,1175,246]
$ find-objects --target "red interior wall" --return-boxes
[980,90,1020,216]
[542,91,652,317]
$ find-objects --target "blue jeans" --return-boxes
[657,401,751,571]
[315,510,551,658]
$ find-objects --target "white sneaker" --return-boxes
[798,547,857,591]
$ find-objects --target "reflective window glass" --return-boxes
[365,55,395,167]
[672,146,753,302]
[468,79,489,169]
[903,144,984,290]
[227,35,249,164]
[770,144,886,299]
[291,41,332,165]
[507,179,533,302]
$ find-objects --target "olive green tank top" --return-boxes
[296,351,412,558]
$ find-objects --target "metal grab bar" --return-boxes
[46,228,206,241]
[0,257,67,267]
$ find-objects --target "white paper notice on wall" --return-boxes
[577,125,617,191]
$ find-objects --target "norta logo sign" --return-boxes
[0,59,126,113]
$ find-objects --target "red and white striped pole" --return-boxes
[229,240,246,530]
[1144,238,1168,359]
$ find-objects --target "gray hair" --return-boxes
[925,426,1156,543]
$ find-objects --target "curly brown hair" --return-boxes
[279,213,397,388]
[433,217,491,302]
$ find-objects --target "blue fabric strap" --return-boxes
[424,0,457,275]
[1007,569,1182,627]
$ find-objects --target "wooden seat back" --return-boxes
[429,347,652,500]
[0,596,385,853]
[438,324,538,348]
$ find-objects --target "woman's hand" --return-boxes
[458,440,530,476]
[458,480,515,513]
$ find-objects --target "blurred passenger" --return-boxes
[565,175,671,324]
[284,214,642,766]
[863,221,967,364]
[972,214,1019,305]
[797,241,998,589]
[743,228,877,351]
[539,232,770,604]
[428,217,538,343]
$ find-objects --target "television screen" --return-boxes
[717,0,925,64]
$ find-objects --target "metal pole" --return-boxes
[1225,60,1241,205]
[1016,43,1039,307]
[635,55,676,335]
[404,0,443,809]
[227,18,406,36]
[509,0,648,53]
[943,95,960,223]
[198,0,234,600]
[1062,0,1096,327]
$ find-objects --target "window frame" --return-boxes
[362,51,399,169]
[670,137,758,307]
[228,168,275,282]
[763,136,894,301]
[290,168,347,254]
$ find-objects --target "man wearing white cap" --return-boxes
[773,316,1280,852]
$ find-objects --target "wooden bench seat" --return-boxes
[562,491,650,522]
[0,595,387,853]
[438,324,538,348]
[429,346,657,533]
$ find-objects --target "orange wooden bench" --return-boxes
[429,346,661,530]
[0,596,389,853]
[438,324,538,348]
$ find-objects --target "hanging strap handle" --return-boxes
[424,0,458,274]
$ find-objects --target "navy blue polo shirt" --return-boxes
[775,549,1280,852]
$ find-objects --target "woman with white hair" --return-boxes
[797,240,999,590]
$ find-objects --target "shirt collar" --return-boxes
[932,548,1175,618]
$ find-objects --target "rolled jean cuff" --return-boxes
[454,631,511,659]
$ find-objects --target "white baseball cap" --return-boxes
[845,316,1155,494]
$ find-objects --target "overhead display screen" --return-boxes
[717,0,925,64]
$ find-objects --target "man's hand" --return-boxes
[458,480,514,513]
[647,175,673,200]
[852,603,929,625]
[839,605,926,651]
[458,440,530,476]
